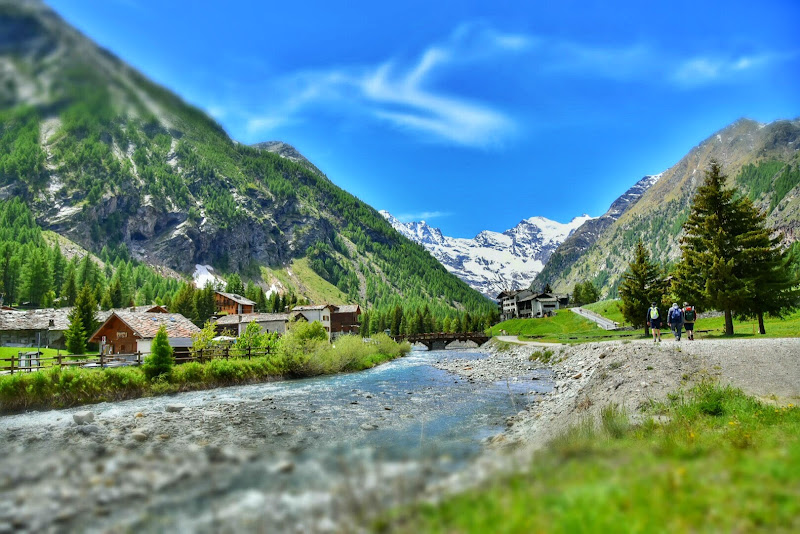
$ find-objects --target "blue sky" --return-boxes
[49,0,800,238]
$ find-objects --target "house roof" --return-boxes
[291,305,335,312]
[215,313,289,325]
[215,291,256,306]
[0,308,72,331]
[97,305,168,323]
[91,312,200,341]
[333,304,360,314]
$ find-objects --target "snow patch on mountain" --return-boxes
[380,211,593,298]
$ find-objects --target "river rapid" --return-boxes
[0,347,551,533]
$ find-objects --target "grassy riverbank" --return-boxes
[381,381,800,533]
[489,309,642,343]
[490,303,800,343]
[0,334,410,413]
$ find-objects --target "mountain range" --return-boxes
[380,211,592,298]
[381,171,663,298]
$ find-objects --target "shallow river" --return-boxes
[0,347,551,532]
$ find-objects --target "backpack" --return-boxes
[649,307,659,320]
[684,307,696,322]
[670,307,683,323]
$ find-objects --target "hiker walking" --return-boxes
[647,302,662,343]
[668,303,684,341]
[683,302,696,340]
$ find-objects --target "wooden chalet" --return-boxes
[214,291,256,315]
[90,311,200,355]
[331,304,361,338]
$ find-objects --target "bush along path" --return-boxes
[0,325,410,413]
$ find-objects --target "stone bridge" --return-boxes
[393,332,491,351]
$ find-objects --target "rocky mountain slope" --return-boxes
[533,173,662,290]
[381,211,592,297]
[0,0,494,316]
[536,118,800,296]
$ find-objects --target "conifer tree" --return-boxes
[619,239,663,336]
[193,285,216,326]
[64,314,86,355]
[71,284,99,347]
[21,247,52,306]
[675,161,799,335]
[732,198,800,334]
[142,325,174,380]
[171,283,196,321]
[62,266,78,306]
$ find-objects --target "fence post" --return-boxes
[99,352,105,368]
[9,357,14,375]
[136,352,142,366]
[247,346,251,360]
[57,354,63,369]
[224,346,229,360]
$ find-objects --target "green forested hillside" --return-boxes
[0,0,494,319]
[0,198,183,308]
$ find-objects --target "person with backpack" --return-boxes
[683,302,696,340]
[668,302,684,341]
[647,302,662,343]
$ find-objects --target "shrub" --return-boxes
[172,361,204,384]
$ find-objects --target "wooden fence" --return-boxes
[0,346,274,375]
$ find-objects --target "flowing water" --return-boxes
[0,347,552,532]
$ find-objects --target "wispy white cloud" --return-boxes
[670,52,794,87]
[395,211,451,223]
[241,24,796,142]
[245,23,527,147]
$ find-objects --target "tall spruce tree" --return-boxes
[675,161,798,335]
[619,239,663,336]
[734,198,800,334]
[70,284,99,347]
[64,314,86,355]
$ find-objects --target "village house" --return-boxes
[330,304,361,339]
[289,304,362,340]
[290,304,336,337]
[496,290,567,320]
[90,311,200,355]
[0,308,71,349]
[214,313,289,336]
[214,291,255,315]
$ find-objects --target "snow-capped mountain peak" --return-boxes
[381,211,595,298]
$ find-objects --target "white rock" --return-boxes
[165,404,185,413]
[73,411,94,425]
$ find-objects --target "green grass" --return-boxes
[492,306,800,344]
[490,309,646,344]
[0,347,96,368]
[381,382,800,533]
[290,257,350,304]
[582,299,625,325]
